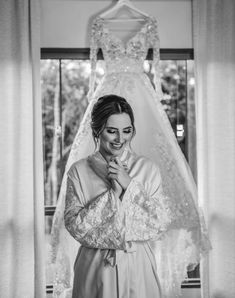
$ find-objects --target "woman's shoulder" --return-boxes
[131,152,160,173]
[67,156,90,179]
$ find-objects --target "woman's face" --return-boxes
[98,113,133,160]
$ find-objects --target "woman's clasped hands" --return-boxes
[107,157,131,199]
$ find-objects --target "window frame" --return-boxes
[41,47,194,60]
[41,48,200,293]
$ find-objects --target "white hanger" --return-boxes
[99,0,149,22]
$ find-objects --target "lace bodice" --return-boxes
[89,16,161,97]
[91,17,159,73]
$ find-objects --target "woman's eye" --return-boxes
[106,129,132,134]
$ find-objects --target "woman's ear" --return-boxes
[130,130,135,141]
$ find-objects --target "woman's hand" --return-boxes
[107,157,131,191]
[110,179,123,198]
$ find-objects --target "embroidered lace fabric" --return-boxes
[65,178,126,250]
[64,154,181,250]
[88,16,162,99]
[50,15,211,298]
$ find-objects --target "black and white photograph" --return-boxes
[0,1,234,298]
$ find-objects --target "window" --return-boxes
[41,48,199,295]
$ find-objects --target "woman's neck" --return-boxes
[98,149,118,163]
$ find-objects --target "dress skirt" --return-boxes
[72,242,162,298]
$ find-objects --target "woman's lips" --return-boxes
[110,143,124,150]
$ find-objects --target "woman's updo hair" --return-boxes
[91,94,136,141]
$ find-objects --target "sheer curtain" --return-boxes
[0,1,45,297]
[193,1,235,297]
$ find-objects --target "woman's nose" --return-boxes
[115,132,123,143]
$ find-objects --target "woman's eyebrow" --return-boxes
[106,126,132,130]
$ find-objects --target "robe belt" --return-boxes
[104,242,136,267]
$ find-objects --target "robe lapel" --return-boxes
[88,148,133,188]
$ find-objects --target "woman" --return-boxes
[64,94,201,298]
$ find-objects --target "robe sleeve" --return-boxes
[87,18,102,101]
[148,17,163,100]
[122,161,174,242]
[64,167,126,250]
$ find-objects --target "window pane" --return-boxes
[41,60,106,206]
[41,58,198,283]
[59,60,105,177]
[161,60,188,158]
[41,60,61,206]
[144,60,188,158]
[60,60,90,177]
[186,60,197,180]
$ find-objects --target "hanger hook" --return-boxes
[117,0,131,4]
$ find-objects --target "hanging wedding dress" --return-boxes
[50,12,211,298]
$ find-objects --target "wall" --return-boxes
[182,288,200,298]
[40,0,193,48]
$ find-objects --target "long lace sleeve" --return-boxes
[122,162,174,242]
[87,18,102,101]
[64,174,126,250]
[148,18,163,99]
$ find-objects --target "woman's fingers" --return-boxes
[108,173,118,180]
[115,157,122,166]
[109,160,127,171]
[108,158,129,189]
[108,167,118,174]
[123,164,128,171]
[108,161,119,169]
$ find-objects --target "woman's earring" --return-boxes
[95,136,100,145]
[93,134,100,151]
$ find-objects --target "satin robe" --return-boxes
[64,150,174,298]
